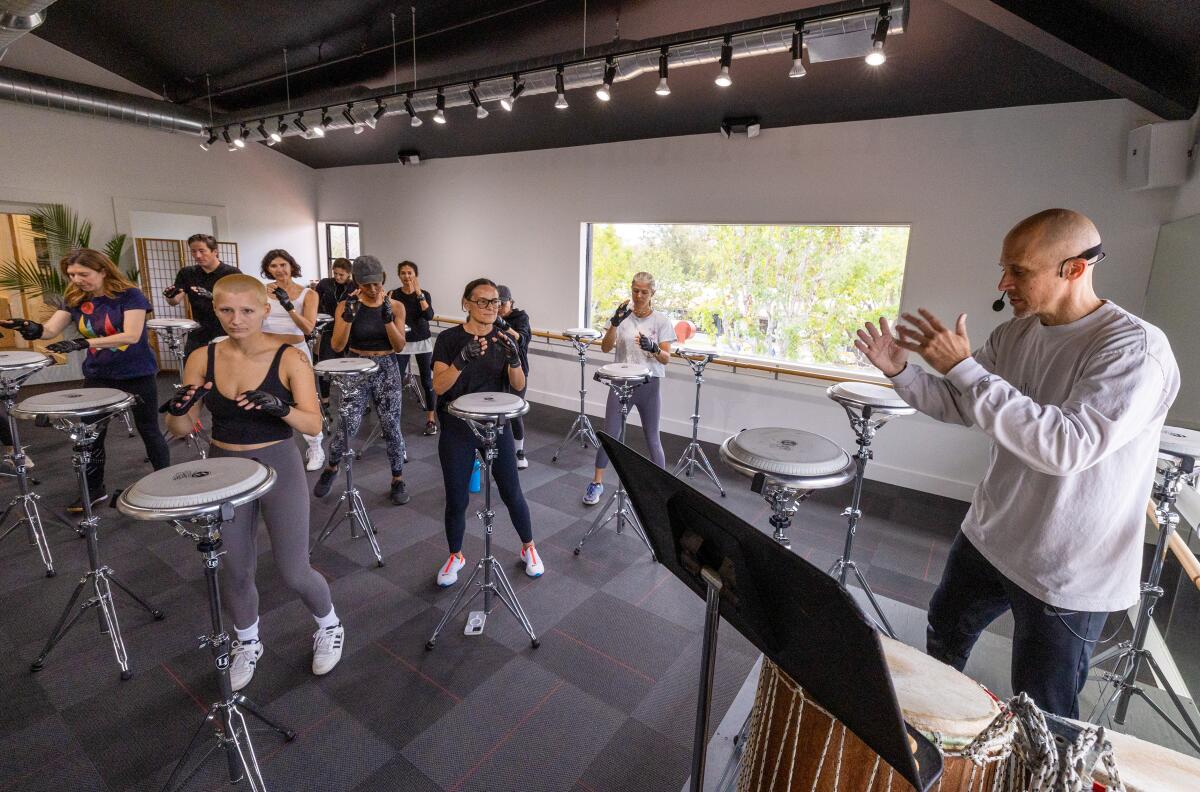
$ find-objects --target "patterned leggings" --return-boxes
[328,354,406,475]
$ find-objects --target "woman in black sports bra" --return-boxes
[163,274,344,693]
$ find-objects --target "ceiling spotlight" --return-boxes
[789,24,807,78]
[222,127,236,151]
[272,117,286,143]
[405,93,422,127]
[554,66,568,109]
[715,35,733,87]
[596,57,616,101]
[867,11,889,66]
[656,47,671,96]
[294,113,311,138]
[500,74,525,111]
[200,128,218,151]
[469,83,489,119]
[368,99,386,128]
[318,108,332,135]
[433,90,446,124]
[234,124,248,148]
[256,120,270,142]
[343,105,364,134]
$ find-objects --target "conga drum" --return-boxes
[738,638,1011,792]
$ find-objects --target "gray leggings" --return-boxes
[595,376,665,469]
[211,441,333,630]
[329,353,406,476]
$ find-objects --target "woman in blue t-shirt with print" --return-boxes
[1,248,170,511]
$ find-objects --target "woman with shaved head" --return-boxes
[856,208,1180,718]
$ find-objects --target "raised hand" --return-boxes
[453,336,486,370]
[380,298,395,324]
[341,295,361,322]
[493,330,521,368]
[237,389,292,418]
[610,300,632,328]
[896,310,971,375]
[0,318,44,340]
[163,286,182,299]
[46,338,90,353]
[493,315,509,332]
[854,317,909,377]
[189,286,214,301]
[273,286,294,312]
[637,333,658,354]
[159,382,211,415]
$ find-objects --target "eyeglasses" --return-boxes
[467,298,502,308]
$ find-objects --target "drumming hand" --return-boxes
[0,318,44,340]
[46,338,90,353]
[189,286,214,301]
[610,300,632,328]
[163,286,183,299]
[493,315,509,332]
[493,331,521,368]
[854,317,909,378]
[380,298,395,324]
[896,310,971,376]
[341,296,361,322]
[160,382,211,415]
[238,389,291,418]
[637,333,659,354]
[272,287,294,312]
[453,336,485,370]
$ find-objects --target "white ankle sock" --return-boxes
[314,606,339,630]
[515,438,525,451]
[235,619,260,643]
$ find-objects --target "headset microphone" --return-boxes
[992,293,1006,312]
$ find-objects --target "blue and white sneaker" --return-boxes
[583,482,604,505]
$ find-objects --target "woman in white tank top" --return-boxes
[262,249,324,469]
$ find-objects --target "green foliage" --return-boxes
[589,223,908,369]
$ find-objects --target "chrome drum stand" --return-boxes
[552,330,601,461]
[671,349,725,496]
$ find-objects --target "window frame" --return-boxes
[322,221,361,276]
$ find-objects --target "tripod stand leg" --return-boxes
[1141,650,1200,751]
[161,706,222,792]
[847,563,897,639]
[223,705,268,791]
[575,489,621,554]
[1089,639,1130,669]
[491,568,539,647]
[309,494,349,554]
[552,414,586,461]
[94,573,133,679]
[426,561,487,649]
[22,498,57,575]
[621,505,657,560]
[695,446,726,496]
[348,490,384,566]
[107,571,166,619]
[30,575,90,671]
[235,694,298,740]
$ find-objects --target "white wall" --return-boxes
[317,98,1182,500]
[129,210,215,242]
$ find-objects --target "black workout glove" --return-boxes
[637,333,659,354]
[163,286,183,299]
[494,331,522,369]
[46,338,90,353]
[189,286,214,300]
[493,315,509,332]
[341,295,361,322]
[159,383,209,416]
[610,301,632,328]
[239,389,291,418]
[453,337,484,370]
[272,287,294,312]
[380,298,395,324]
[0,318,44,340]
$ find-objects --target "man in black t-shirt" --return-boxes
[164,233,240,356]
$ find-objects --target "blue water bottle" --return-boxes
[469,456,481,493]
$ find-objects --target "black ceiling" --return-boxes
[30,0,1200,169]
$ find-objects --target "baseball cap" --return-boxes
[351,255,384,285]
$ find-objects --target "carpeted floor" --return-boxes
[0,374,1193,791]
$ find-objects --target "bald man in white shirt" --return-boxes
[856,208,1179,718]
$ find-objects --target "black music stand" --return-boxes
[599,432,942,792]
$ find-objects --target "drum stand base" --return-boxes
[31,431,164,678]
[0,387,70,576]
[427,425,538,650]
[1088,455,1200,753]
[163,533,295,792]
[552,344,599,461]
[672,355,725,497]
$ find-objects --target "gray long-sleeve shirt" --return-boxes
[890,301,1179,611]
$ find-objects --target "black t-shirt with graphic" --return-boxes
[432,324,515,413]
[173,261,240,343]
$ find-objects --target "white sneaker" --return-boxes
[521,545,545,578]
[312,624,344,676]
[229,639,264,691]
[305,443,326,471]
[436,554,466,587]
[516,450,529,470]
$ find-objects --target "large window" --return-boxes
[587,223,909,372]
[324,222,360,272]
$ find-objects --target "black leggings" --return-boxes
[85,374,171,491]
[510,385,528,441]
[396,352,436,413]
[438,411,532,553]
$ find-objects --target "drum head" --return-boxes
[1093,727,1200,791]
[0,350,51,371]
[120,458,273,513]
[677,345,717,359]
[597,362,651,381]
[314,357,378,375]
[565,327,601,340]
[882,637,999,749]
[723,428,851,479]
[449,391,529,421]
[1160,425,1200,460]
[828,382,914,414]
[316,313,333,323]
[16,387,132,417]
[146,317,199,331]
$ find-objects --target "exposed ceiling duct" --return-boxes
[0,65,208,134]
[0,0,55,56]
